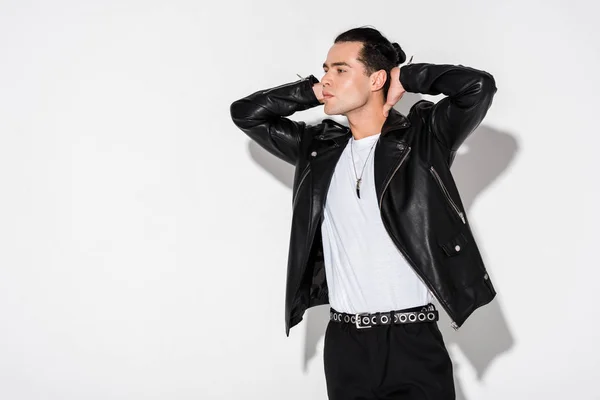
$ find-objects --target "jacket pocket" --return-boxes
[439,230,480,288]
[429,166,465,224]
[440,231,469,257]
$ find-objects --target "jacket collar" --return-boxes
[318,108,410,141]
[381,108,411,135]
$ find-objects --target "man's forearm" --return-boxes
[399,63,496,103]
[230,75,321,131]
[229,75,322,165]
[399,63,497,152]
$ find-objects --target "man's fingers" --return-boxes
[312,83,324,103]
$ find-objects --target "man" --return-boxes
[230,26,497,399]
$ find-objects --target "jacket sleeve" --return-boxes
[399,63,497,152]
[229,75,322,165]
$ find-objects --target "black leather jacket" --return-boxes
[230,63,498,336]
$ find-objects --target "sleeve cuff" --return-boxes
[399,64,417,93]
[302,74,322,106]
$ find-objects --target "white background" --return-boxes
[1,1,599,399]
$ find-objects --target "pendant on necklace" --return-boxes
[356,178,362,199]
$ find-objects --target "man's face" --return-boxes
[320,41,372,116]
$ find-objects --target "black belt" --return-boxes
[330,303,438,329]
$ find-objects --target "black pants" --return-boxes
[324,305,456,400]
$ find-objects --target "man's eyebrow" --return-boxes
[322,61,352,69]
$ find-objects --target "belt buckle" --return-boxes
[355,313,372,329]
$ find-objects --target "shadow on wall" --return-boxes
[247,92,519,400]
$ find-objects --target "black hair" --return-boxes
[334,26,406,99]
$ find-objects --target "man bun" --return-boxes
[391,42,406,65]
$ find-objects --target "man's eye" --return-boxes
[337,69,345,73]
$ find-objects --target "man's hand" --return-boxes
[312,82,325,104]
[383,67,406,117]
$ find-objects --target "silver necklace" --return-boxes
[350,135,379,199]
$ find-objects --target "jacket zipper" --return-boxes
[429,166,466,224]
[263,76,310,94]
[378,147,412,207]
[293,166,310,209]
[378,147,460,331]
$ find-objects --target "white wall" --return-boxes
[1,1,599,399]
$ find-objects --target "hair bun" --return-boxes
[391,42,406,64]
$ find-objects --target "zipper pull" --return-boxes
[450,321,459,331]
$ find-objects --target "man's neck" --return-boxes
[346,98,387,140]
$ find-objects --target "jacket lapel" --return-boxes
[308,134,349,223]
[374,109,412,206]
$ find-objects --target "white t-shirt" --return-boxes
[320,133,434,314]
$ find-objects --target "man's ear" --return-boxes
[370,69,387,92]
